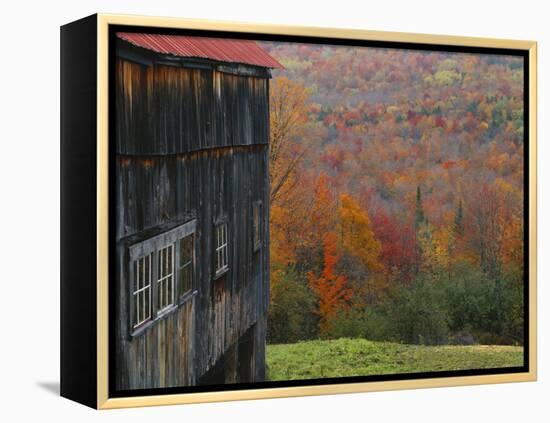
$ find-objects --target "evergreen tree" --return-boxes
[413,185,427,276]
[453,199,464,236]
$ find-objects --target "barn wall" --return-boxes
[114,55,270,390]
[115,59,269,155]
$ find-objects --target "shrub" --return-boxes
[267,266,318,344]
[385,278,450,345]
[324,308,367,339]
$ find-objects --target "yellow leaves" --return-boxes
[438,58,459,72]
[495,177,518,197]
[429,70,462,86]
[338,193,382,272]
[269,76,311,206]
[432,227,452,271]
[387,105,400,115]
[505,122,516,134]
[418,223,465,276]
[300,173,338,252]
[501,214,523,271]
[279,57,312,73]
[423,75,434,85]
[270,173,337,270]
[270,76,309,139]
[270,204,297,267]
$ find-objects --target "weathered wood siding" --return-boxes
[115,53,270,390]
[116,59,269,155]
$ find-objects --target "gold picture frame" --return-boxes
[60,13,537,409]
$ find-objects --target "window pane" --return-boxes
[168,275,173,304]
[133,254,153,328]
[161,247,165,277]
[163,281,166,309]
[180,236,193,264]
[144,288,150,320]
[180,266,191,294]
[157,280,162,310]
[162,248,166,277]
[143,260,146,290]
[157,244,175,311]
[179,234,194,297]
[138,292,143,324]
[214,222,229,275]
[158,250,162,278]
[144,255,150,286]
[134,292,139,326]
[134,261,139,291]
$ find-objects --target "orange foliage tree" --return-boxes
[307,232,351,337]
[270,172,337,273]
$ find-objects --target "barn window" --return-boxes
[178,233,194,301]
[157,244,175,312]
[253,201,262,251]
[132,253,152,329]
[215,221,229,277]
[128,219,197,336]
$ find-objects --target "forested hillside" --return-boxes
[261,41,525,350]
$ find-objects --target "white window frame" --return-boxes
[132,253,152,329]
[214,220,229,278]
[156,244,175,314]
[178,233,195,302]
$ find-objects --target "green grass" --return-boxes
[266,338,524,381]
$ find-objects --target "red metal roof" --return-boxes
[116,32,283,69]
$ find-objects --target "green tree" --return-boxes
[268,266,317,343]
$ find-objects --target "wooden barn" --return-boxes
[114,32,282,390]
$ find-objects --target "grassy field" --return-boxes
[266,338,523,381]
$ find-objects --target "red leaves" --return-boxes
[307,232,352,336]
[442,160,456,170]
[320,145,346,171]
[371,209,416,280]
[435,116,446,128]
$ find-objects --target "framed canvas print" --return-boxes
[60,13,537,409]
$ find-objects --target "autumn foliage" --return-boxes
[338,193,382,272]
[307,232,352,337]
[265,43,525,346]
